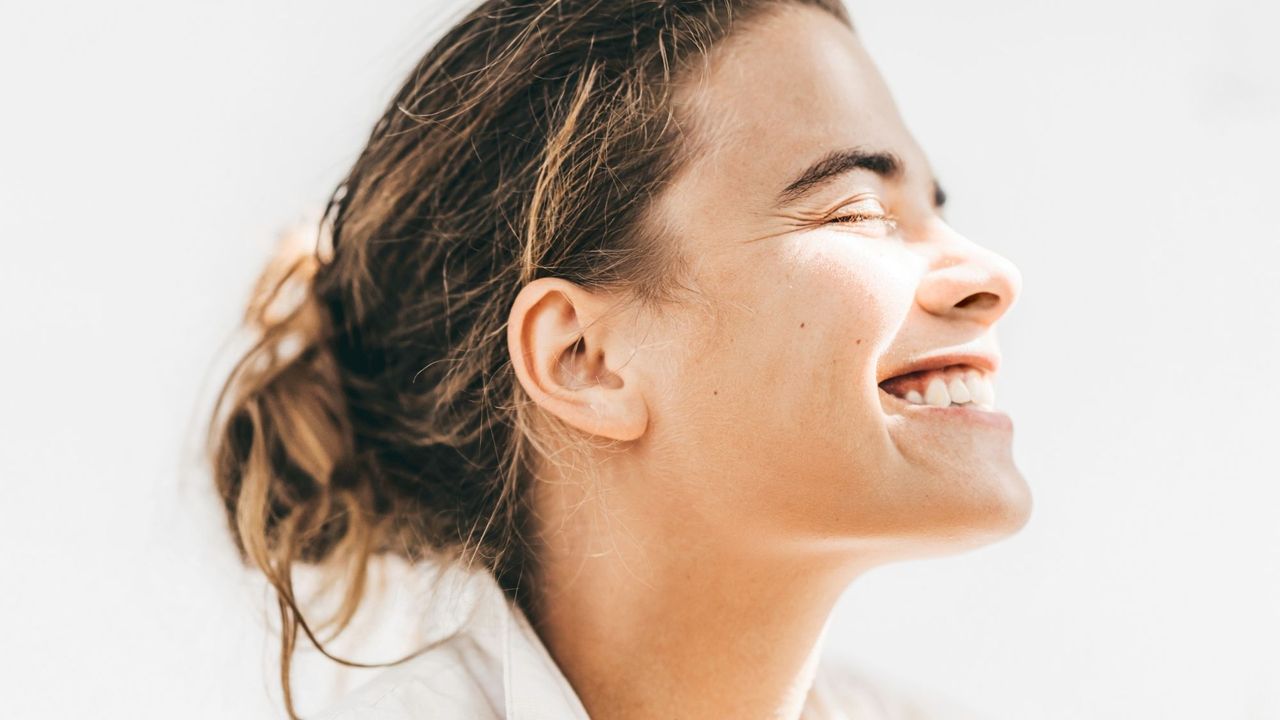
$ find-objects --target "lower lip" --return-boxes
[879,389,1014,432]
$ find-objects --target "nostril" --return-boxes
[955,291,1000,310]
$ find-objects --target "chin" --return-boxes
[873,455,1030,560]
[984,466,1033,534]
[941,462,1033,549]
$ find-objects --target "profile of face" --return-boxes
[510,3,1030,573]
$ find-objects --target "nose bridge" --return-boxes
[917,229,1022,323]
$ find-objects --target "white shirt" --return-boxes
[316,563,984,720]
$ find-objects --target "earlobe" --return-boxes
[506,278,649,442]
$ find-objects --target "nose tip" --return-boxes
[917,239,1022,325]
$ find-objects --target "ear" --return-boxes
[506,277,649,442]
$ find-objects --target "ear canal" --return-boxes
[560,334,628,392]
[555,335,589,390]
[594,349,624,390]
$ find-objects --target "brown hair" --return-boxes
[206,0,851,716]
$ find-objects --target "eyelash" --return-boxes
[824,211,899,231]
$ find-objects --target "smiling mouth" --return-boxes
[878,364,996,410]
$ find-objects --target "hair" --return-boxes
[206,0,852,716]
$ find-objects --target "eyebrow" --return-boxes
[774,146,947,210]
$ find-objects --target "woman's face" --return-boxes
[639,4,1030,561]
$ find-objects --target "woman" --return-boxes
[208,0,1028,717]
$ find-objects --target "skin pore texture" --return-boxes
[505,4,1030,719]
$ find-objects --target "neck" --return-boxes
[526,465,866,719]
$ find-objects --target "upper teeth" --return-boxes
[897,367,996,410]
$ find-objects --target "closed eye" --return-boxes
[825,211,899,233]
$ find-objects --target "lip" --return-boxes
[877,350,1001,385]
[878,385,1013,431]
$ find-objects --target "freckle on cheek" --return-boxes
[800,322,805,328]
[856,339,862,344]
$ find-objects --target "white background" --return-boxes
[2,1,1277,718]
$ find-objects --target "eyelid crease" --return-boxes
[825,193,888,216]
[826,193,887,215]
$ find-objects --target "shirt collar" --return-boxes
[449,563,592,720]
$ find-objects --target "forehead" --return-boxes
[660,4,928,227]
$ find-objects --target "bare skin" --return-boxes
[506,4,1030,719]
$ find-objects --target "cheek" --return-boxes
[759,238,920,419]
[669,237,920,433]
[641,239,922,535]
[802,240,919,357]
[778,246,915,468]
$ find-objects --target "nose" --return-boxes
[915,232,1022,326]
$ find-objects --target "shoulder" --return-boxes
[312,633,503,720]
[806,657,990,720]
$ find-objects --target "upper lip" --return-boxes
[877,350,1001,385]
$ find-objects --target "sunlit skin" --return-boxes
[506,4,1029,718]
